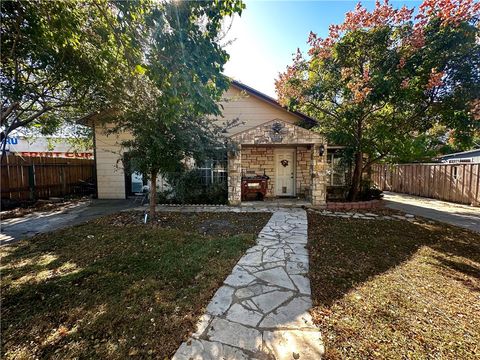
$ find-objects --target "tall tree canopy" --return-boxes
[112,0,245,216]
[276,0,480,200]
[0,0,148,147]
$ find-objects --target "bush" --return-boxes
[158,170,228,205]
[359,180,383,201]
[326,186,349,201]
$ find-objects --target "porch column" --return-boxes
[228,145,242,205]
[310,143,327,207]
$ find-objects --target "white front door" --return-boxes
[275,149,295,196]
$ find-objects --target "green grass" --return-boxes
[1,211,270,359]
[307,212,480,359]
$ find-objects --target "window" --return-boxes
[197,155,227,185]
[327,149,349,186]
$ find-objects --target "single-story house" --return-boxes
[438,149,480,164]
[89,80,347,206]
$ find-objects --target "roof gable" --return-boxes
[231,119,324,145]
[230,80,317,126]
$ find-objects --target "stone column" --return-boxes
[228,145,242,205]
[310,143,327,207]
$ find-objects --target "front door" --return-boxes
[275,149,295,196]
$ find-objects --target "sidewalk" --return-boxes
[383,191,480,233]
[0,199,136,245]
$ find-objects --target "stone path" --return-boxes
[173,209,324,360]
[309,208,417,221]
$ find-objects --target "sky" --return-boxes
[223,0,422,98]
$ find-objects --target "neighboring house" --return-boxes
[438,149,480,163]
[89,80,345,206]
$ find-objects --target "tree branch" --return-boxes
[0,102,20,126]
[305,100,340,120]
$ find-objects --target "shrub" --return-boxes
[159,170,228,205]
[358,180,383,201]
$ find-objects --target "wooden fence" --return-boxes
[1,155,95,201]
[371,163,480,206]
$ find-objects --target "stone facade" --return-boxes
[241,146,276,196]
[232,119,325,146]
[240,146,313,200]
[228,120,327,206]
[310,145,328,206]
[296,146,311,199]
[227,148,242,205]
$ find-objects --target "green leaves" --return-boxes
[133,64,147,75]
[280,3,479,160]
[1,0,150,141]
[113,0,244,200]
[277,1,479,199]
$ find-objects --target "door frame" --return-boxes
[123,153,134,198]
[274,148,296,197]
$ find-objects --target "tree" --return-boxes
[276,0,480,200]
[111,0,244,217]
[0,0,148,153]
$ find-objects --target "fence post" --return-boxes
[61,166,67,195]
[28,165,36,200]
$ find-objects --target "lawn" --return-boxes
[0,211,270,359]
[308,211,480,359]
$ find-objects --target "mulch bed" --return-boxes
[308,213,480,359]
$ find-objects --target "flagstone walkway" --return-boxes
[173,208,324,360]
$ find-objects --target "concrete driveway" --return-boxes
[383,191,480,233]
[1,199,137,245]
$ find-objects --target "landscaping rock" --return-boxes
[206,286,235,316]
[207,318,262,352]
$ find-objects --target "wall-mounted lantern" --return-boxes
[318,144,325,157]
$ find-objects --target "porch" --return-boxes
[227,120,329,207]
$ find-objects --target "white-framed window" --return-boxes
[197,156,228,185]
[327,150,348,186]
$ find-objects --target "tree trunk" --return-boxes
[348,151,363,201]
[149,170,157,218]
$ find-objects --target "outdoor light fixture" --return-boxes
[318,144,325,156]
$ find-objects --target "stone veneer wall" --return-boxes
[310,145,328,206]
[236,145,313,200]
[241,146,275,197]
[228,148,242,205]
[296,146,311,199]
[229,119,327,206]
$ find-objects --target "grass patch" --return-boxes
[1,211,270,359]
[308,212,480,359]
